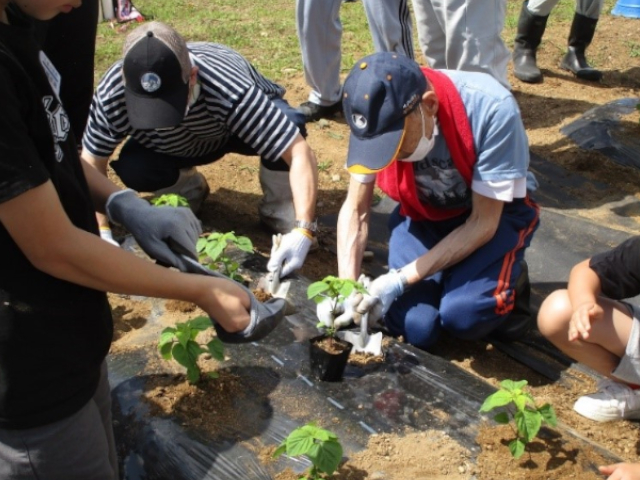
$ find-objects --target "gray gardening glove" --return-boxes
[106,189,202,270]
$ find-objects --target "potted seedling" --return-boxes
[479,379,557,459]
[272,421,343,480]
[196,231,254,283]
[158,315,225,384]
[306,276,368,381]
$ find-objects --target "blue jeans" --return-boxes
[111,98,306,192]
[385,197,540,349]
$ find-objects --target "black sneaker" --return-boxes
[297,101,342,122]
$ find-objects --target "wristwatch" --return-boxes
[294,219,318,233]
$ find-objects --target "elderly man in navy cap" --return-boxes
[323,52,540,350]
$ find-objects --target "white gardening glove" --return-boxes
[356,269,406,319]
[106,189,202,271]
[316,289,366,329]
[266,230,312,278]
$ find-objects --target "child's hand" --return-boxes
[599,462,640,480]
[568,302,603,341]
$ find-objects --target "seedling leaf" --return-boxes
[538,403,557,426]
[189,316,212,331]
[480,390,513,411]
[307,439,342,474]
[509,438,526,459]
[286,429,316,457]
[307,282,330,299]
[171,343,190,368]
[159,342,173,360]
[272,443,287,459]
[493,412,510,424]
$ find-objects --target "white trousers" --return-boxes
[296,0,414,106]
[411,0,511,89]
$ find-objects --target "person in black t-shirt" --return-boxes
[0,1,285,478]
[538,236,640,424]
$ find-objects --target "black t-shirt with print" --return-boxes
[589,236,640,300]
[0,7,112,429]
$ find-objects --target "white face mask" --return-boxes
[403,105,438,162]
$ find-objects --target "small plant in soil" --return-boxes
[150,193,190,208]
[307,275,368,340]
[158,316,224,384]
[273,421,343,480]
[479,379,557,459]
[196,231,253,282]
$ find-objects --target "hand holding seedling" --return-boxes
[479,379,557,459]
[307,275,368,332]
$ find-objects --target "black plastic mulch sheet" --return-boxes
[109,110,640,477]
[561,97,640,171]
[109,205,630,479]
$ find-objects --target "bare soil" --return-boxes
[108,10,640,480]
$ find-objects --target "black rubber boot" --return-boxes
[512,1,549,84]
[491,260,532,342]
[560,13,603,82]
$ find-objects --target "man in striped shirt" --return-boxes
[82,22,318,277]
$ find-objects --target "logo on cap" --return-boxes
[352,113,367,130]
[140,72,161,93]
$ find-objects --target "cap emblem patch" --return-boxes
[140,72,161,93]
[352,113,367,129]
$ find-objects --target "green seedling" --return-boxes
[307,275,368,338]
[196,231,254,282]
[158,316,225,384]
[273,422,343,480]
[150,193,190,208]
[479,379,557,459]
[317,161,332,172]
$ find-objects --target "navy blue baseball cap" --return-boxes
[343,52,428,174]
[122,22,191,130]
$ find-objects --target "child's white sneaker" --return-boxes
[573,379,640,422]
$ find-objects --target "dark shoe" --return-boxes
[298,101,342,122]
[491,260,532,342]
[178,255,286,344]
[560,13,602,82]
[512,2,549,84]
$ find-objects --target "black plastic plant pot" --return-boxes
[308,335,352,382]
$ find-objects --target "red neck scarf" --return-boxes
[377,68,476,221]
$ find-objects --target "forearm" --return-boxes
[404,214,496,284]
[337,179,373,279]
[567,259,601,309]
[285,135,318,223]
[403,193,503,285]
[80,150,117,214]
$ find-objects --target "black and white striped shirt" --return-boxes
[83,42,299,162]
